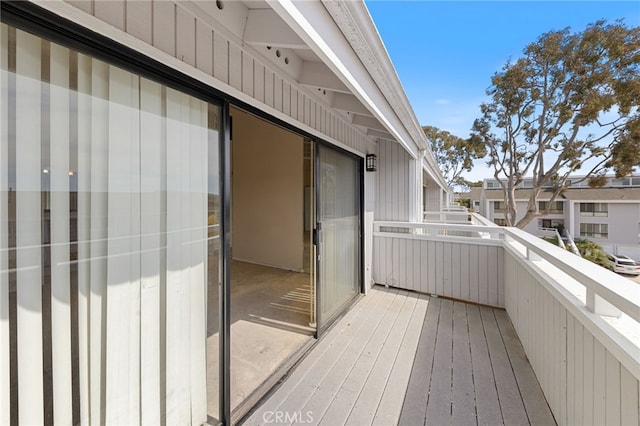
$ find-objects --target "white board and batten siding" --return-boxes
[373,234,505,307]
[376,139,413,222]
[62,0,375,159]
[503,247,640,426]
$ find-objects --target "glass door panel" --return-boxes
[316,144,361,332]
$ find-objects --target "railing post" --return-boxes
[586,288,622,318]
[526,247,542,261]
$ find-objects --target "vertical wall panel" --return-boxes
[49,43,73,425]
[176,7,196,67]
[126,0,152,44]
[290,81,298,119]
[15,29,44,426]
[241,53,254,98]
[451,243,461,299]
[376,140,412,221]
[478,248,488,304]
[283,82,291,116]
[212,32,228,84]
[253,62,265,103]
[620,365,639,426]
[419,241,428,294]
[412,239,420,291]
[195,22,213,76]
[94,0,125,31]
[605,351,620,426]
[228,43,242,91]
[297,92,304,123]
[583,331,594,425]
[67,0,93,14]
[274,76,283,112]
[264,68,274,108]
[593,339,606,426]
[153,1,176,57]
[0,23,9,426]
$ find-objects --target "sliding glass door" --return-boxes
[0,23,221,425]
[316,144,361,333]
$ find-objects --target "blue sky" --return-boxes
[365,1,640,181]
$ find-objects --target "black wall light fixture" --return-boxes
[366,154,377,172]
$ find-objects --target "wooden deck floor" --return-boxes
[242,286,556,426]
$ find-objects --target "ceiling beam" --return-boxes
[243,9,309,49]
[331,93,373,116]
[367,128,395,141]
[352,113,387,132]
[298,61,351,93]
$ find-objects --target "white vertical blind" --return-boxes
[0,22,9,426]
[76,52,94,424]
[188,98,208,424]
[165,89,190,424]
[49,42,73,425]
[139,78,162,426]
[89,58,109,426]
[15,28,45,426]
[1,24,217,425]
[104,65,140,424]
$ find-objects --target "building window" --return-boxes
[580,223,608,239]
[539,219,564,229]
[494,218,507,226]
[494,201,505,213]
[539,201,564,214]
[580,203,608,217]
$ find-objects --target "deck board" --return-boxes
[424,298,454,425]
[369,294,428,426]
[341,292,419,425]
[396,297,439,426]
[452,302,476,425]
[467,304,502,425]
[481,306,530,425]
[242,286,556,426]
[315,290,408,425]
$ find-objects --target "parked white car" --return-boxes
[606,254,640,275]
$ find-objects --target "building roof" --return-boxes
[483,189,557,201]
[561,187,640,201]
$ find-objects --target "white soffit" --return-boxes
[267,0,422,157]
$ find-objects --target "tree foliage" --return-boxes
[471,20,640,228]
[574,238,610,269]
[423,125,486,189]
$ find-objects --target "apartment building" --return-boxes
[479,175,640,248]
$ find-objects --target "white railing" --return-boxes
[422,210,471,224]
[538,227,567,250]
[373,219,640,425]
[442,204,468,212]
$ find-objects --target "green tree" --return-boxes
[574,238,610,269]
[471,20,640,228]
[423,125,486,189]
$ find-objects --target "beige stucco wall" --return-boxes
[231,109,304,271]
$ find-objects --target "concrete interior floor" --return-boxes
[206,259,314,421]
